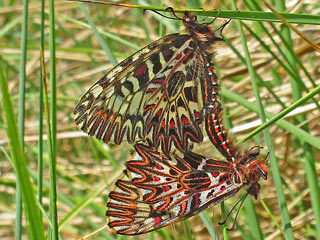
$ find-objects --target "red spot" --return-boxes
[181,116,190,124]
[115,82,121,89]
[208,128,213,136]
[144,104,155,112]
[163,48,171,57]
[154,217,162,224]
[156,109,162,117]
[194,111,200,119]
[156,163,163,170]
[170,119,175,127]
[204,77,207,85]
[153,78,164,84]
[220,186,226,191]
[134,64,147,77]
[194,194,199,208]
[175,53,182,60]
[161,120,165,127]
[101,82,108,88]
[162,186,171,192]
[212,172,219,178]
[146,88,156,93]
[153,176,160,182]
[257,162,268,173]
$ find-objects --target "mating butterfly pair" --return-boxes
[74,9,268,235]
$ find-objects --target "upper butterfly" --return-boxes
[74,10,229,155]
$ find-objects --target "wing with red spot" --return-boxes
[106,144,242,235]
[74,33,207,154]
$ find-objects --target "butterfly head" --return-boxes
[182,12,218,42]
[237,146,268,198]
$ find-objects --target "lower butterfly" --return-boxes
[106,143,267,235]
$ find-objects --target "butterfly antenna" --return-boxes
[165,7,183,20]
[145,7,182,21]
[144,9,178,20]
[219,192,249,230]
[215,18,231,40]
[265,147,272,162]
[205,9,221,25]
[227,192,249,231]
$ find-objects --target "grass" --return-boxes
[0,0,320,239]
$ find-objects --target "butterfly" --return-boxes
[73,9,235,158]
[106,143,268,235]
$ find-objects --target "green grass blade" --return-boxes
[0,16,21,40]
[220,202,229,240]
[37,0,45,212]
[199,212,219,240]
[41,49,58,239]
[302,148,320,239]
[231,1,265,237]
[198,10,320,24]
[221,87,320,150]
[134,6,151,43]
[242,22,320,109]
[232,1,294,237]
[68,2,320,24]
[0,58,45,239]
[223,37,285,108]
[58,13,141,51]
[244,199,263,239]
[48,0,59,233]
[274,1,320,238]
[92,138,119,167]
[58,177,112,229]
[16,0,29,237]
[241,84,320,143]
[78,2,118,66]
[244,0,319,93]
[181,219,193,240]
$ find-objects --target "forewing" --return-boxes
[106,144,242,235]
[74,34,206,153]
[74,34,182,142]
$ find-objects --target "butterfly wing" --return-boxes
[143,46,206,153]
[74,34,180,143]
[106,144,243,235]
[74,34,208,154]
